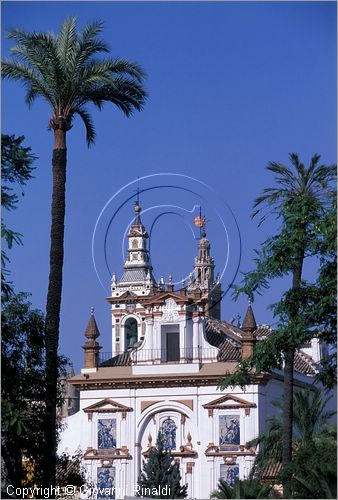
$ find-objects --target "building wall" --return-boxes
[59,381,281,499]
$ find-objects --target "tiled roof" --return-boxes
[97,317,316,376]
[99,351,132,367]
[205,317,243,341]
[294,350,316,375]
[217,339,241,361]
[254,324,272,340]
[205,318,241,361]
[261,461,282,480]
[119,269,148,283]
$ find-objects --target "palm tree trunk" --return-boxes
[282,253,304,498]
[282,349,294,463]
[2,443,23,493]
[43,124,67,486]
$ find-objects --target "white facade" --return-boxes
[59,202,322,499]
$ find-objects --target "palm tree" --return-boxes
[248,388,336,497]
[292,387,335,446]
[2,17,146,485]
[210,478,273,499]
[252,154,336,477]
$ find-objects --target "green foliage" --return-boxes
[2,18,147,146]
[137,432,187,498]
[210,478,274,499]
[282,422,337,499]
[224,154,336,390]
[309,196,337,387]
[1,134,36,210]
[251,153,336,224]
[1,293,68,488]
[1,293,46,486]
[247,389,336,498]
[56,450,86,488]
[1,134,37,298]
[2,19,147,485]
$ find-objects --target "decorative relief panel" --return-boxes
[98,419,116,450]
[97,466,115,498]
[162,417,177,451]
[219,415,240,447]
[220,464,239,487]
[161,298,179,321]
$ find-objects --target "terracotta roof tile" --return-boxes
[205,317,243,341]
[217,340,241,361]
[254,325,272,340]
[99,351,132,367]
[205,318,241,361]
[96,316,316,376]
[294,350,316,375]
[261,461,282,480]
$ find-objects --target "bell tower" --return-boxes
[111,201,157,296]
[188,220,222,319]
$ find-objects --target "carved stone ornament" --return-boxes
[83,447,131,460]
[186,462,195,474]
[161,298,180,321]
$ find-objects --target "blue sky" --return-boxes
[2,1,336,371]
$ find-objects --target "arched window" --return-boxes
[125,317,138,349]
[162,417,176,451]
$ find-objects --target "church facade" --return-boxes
[59,201,322,499]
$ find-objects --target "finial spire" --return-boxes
[193,208,207,238]
[241,300,257,333]
[90,306,94,316]
[136,176,140,204]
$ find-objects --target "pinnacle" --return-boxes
[84,312,100,340]
[241,302,257,332]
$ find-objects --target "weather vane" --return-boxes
[133,176,140,204]
[193,206,207,238]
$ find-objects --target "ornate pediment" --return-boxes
[83,446,131,460]
[204,443,255,457]
[107,290,139,303]
[142,432,197,458]
[203,394,256,411]
[83,398,133,420]
[161,298,180,321]
[144,291,190,306]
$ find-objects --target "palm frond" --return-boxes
[56,17,78,72]
[79,79,146,116]
[80,58,146,86]
[253,154,337,223]
[2,60,56,109]
[8,29,61,89]
[73,107,96,146]
[211,479,234,498]
[3,17,147,144]
[107,57,146,82]
[74,20,109,71]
